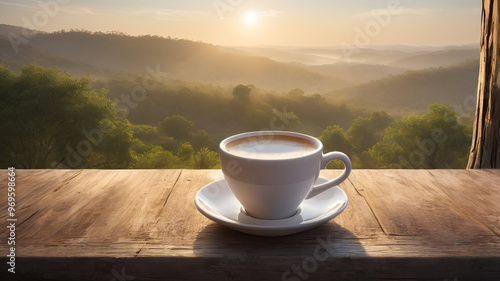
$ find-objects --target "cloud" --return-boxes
[0,2,198,19]
[396,8,435,17]
[351,7,480,22]
[258,10,284,17]
[0,1,37,10]
[352,8,434,20]
[61,5,96,15]
[120,8,209,20]
[0,1,95,15]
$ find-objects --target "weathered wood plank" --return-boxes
[3,256,498,281]
[323,170,385,238]
[426,169,500,236]
[0,169,182,257]
[139,169,383,258]
[0,169,499,280]
[0,169,84,224]
[148,169,224,244]
[349,169,500,242]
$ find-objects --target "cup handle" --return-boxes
[306,152,352,199]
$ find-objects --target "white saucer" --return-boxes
[194,177,348,236]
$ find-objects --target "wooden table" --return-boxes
[0,169,499,281]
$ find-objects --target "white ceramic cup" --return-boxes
[219,131,351,220]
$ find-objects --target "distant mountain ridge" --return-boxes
[0,23,45,37]
[0,23,480,114]
[231,45,479,70]
[387,48,479,69]
[328,60,479,115]
[0,37,108,76]
[304,62,406,84]
[0,24,348,92]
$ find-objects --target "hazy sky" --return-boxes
[0,0,481,46]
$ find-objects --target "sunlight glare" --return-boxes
[243,10,259,26]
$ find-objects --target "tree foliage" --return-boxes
[0,64,473,170]
[371,104,471,168]
[132,125,158,142]
[318,125,353,169]
[176,142,194,165]
[133,146,175,169]
[158,115,194,140]
[0,64,134,168]
[232,84,252,102]
[347,111,393,154]
[194,148,219,169]
[319,125,353,156]
[100,80,358,136]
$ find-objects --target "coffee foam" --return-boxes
[225,135,317,159]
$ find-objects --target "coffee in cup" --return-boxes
[219,131,351,220]
[224,134,317,159]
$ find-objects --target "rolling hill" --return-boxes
[0,25,349,92]
[0,24,480,109]
[0,23,45,37]
[328,60,479,116]
[0,38,109,77]
[232,45,479,69]
[305,62,407,84]
[386,47,479,69]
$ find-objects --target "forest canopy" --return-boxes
[0,64,472,169]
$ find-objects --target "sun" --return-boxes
[243,10,259,26]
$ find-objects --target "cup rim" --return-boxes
[219,131,323,161]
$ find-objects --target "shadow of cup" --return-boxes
[192,222,367,280]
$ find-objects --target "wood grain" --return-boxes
[349,170,500,240]
[0,169,182,257]
[0,169,499,280]
[468,0,500,168]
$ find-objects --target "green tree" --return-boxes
[133,146,175,169]
[319,125,353,155]
[347,111,393,154]
[193,148,219,169]
[176,142,194,166]
[270,109,303,131]
[232,84,252,102]
[132,125,158,143]
[157,136,179,152]
[371,104,472,168]
[0,64,133,168]
[189,130,217,151]
[130,138,154,156]
[84,119,135,168]
[318,125,353,169]
[158,115,194,140]
[287,88,305,98]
